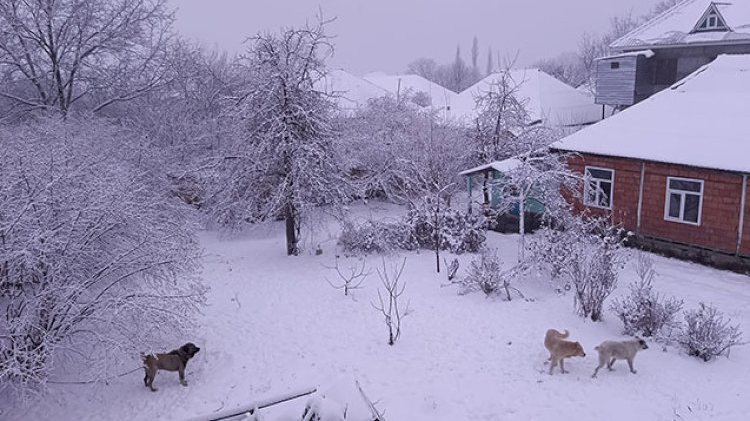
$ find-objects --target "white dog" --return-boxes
[592,337,648,378]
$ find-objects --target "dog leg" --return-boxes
[179,363,188,387]
[147,371,158,392]
[627,358,637,374]
[560,358,568,374]
[592,356,605,378]
[548,358,557,375]
[607,357,616,371]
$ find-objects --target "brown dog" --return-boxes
[142,342,200,392]
[544,329,586,375]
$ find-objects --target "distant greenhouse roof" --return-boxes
[452,69,603,127]
[553,54,750,173]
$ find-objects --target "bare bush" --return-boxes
[324,259,370,297]
[0,118,206,397]
[611,253,683,339]
[372,258,411,346]
[678,303,743,362]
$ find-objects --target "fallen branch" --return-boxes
[188,387,318,421]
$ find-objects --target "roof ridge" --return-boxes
[610,0,702,49]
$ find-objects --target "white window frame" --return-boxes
[664,176,704,226]
[583,166,614,210]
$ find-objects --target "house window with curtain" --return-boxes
[584,166,614,209]
[664,177,703,225]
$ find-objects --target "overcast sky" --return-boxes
[170,0,659,75]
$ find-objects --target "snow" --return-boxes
[598,49,655,60]
[553,54,750,173]
[316,69,389,113]
[459,158,522,176]
[3,202,750,421]
[363,73,457,115]
[611,0,750,50]
[452,69,604,127]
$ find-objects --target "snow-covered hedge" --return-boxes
[338,219,417,255]
[404,203,486,254]
[338,206,486,256]
[678,303,743,362]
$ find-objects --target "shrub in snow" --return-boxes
[611,253,683,338]
[0,119,206,396]
[404,200,486,254]
[338,219,416,255]
[530,214,627,321]
[678,303,743,362]
[460,249,526,300]
[372,258,411,346]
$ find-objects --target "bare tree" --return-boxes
[406,57,438,82]
[324,259,370,297]
[209,18,352,256]
[0,0,175,115]
[496,128,580,261]
[372,258,411,346]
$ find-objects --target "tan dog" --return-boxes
[544,329,586,375]
[591,337,648,378]
[142,342,200,392]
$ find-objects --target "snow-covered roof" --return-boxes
[611,0,750,51]
[553,54,750,173]
[316,69,390,112]
[363,73,457,112]
[459,158,522,176]
[452,69,604,127]
[597,49,655,60]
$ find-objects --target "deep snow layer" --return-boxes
[4,203,750,421]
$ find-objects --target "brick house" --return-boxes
[554,54,750,269]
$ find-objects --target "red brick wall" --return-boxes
[567,154,642,231]
[742,178,750,257]
[567,154,748,255]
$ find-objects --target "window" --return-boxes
[694,7,727,32]
[610,61,620,70]
[664,177,703,225]
[584,166,614,209]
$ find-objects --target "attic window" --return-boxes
[694,6,728,32]
[610,62,620,69]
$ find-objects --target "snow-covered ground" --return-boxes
[4,203,750,421]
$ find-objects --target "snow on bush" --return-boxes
[530,215,627,321]
[460,249,525,300]
[404,200,486,254]
[338,219,416,255]
[611,253,683,339]
[0,119,206,396]
[678,303,743,362]
[338,202,486,257]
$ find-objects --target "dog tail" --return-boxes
[561,329,570,338]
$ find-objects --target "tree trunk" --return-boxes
[285,203,299,256]
[518,190,525,262]
[482,172,490,205]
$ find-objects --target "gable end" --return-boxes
[692,3,730,33]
